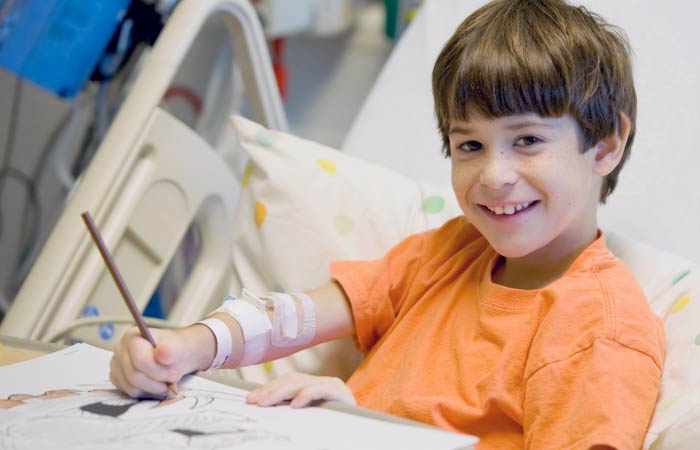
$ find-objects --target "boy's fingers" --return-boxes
[119,351,170,396]
[289,385,328,408]
[247,373,301,401]
[109,357,143,398]
[252,380,306,406]
[154,343,176,366]
[126,336,174,383]
[247,374,356,408]
[291,380,356,408]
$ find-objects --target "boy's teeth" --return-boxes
[486,201,532,215]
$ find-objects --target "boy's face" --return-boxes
[448,113,602,260]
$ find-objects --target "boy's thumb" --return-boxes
[154,343,176,366]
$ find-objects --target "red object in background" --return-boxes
[271,37,288,101]
[164,85,204,115]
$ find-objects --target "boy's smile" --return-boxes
[448,112,614,284]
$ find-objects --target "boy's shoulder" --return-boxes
[528,236,665,376]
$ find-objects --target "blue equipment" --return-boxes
[0,0,131,98]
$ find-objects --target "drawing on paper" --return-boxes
[0,344,476,450]
[0,386,290,450]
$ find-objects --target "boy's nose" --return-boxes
[479,150,518,190]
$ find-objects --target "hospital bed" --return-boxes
[0,0,286,342]
[2,0,700,448]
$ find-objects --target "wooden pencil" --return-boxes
[81,211,179,396]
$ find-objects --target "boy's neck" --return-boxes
[491,227,600,290]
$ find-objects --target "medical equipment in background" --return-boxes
[0,0,180,317]
[0,0,131,98]
[0,0,258,321]
[383,0,422,39]
[0,0,287,347]
[253,0,356,37]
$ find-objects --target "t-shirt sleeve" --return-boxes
[523,338,662,450]
[330,231,430,353]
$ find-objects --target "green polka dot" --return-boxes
[422,195,445,214]
[272,283,285,293]
[673,270,691,285]
[332,213,353,236]
[255,128,277,147]
[695,334,700,346]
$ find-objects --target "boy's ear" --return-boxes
[592,113,631,176]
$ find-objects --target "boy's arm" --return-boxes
[209,280,355,369]
[110,280,354,397]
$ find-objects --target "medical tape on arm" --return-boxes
[209,289,317,367]
[211,290,272,366]
[262,292,316,347]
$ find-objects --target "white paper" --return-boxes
[0,344,477,450]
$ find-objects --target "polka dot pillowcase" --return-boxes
[607,234,700,449]
[643,266,700,449]
[226,115,460,382]
[229,115,460,295]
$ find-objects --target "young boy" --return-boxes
[110,0,665,448]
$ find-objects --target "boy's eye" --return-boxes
[514,136,541,146]
[458,140,483,152]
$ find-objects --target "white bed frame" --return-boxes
[0,0,286,346]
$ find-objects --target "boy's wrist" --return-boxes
[180,314,246,373]
[179,323,217,373]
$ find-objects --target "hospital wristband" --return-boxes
[198,317,232,370]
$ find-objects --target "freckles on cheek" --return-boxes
[450,168,463,192]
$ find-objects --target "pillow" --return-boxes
[605,234,700,449]
[227,115,461,383]
[642,266,700,450]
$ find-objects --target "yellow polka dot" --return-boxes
[671,293,691,314]
[406,8,417,21]
[242,164,253,188]
[657,395,679,412]
[316,158,336,174]
[263,361,273,373]
[332,213,353,236]
[254,201,267,227]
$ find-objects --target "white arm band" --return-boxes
[198,317,232,369]
[209,289,317,367]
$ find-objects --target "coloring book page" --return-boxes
[0,344,476,450]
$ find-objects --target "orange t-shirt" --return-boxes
[331,217,665,450]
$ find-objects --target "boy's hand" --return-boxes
[110,325,213,398]
[246,372,356,408]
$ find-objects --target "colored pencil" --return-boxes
[81,211,178,396]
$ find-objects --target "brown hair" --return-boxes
[432,0,636,203]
